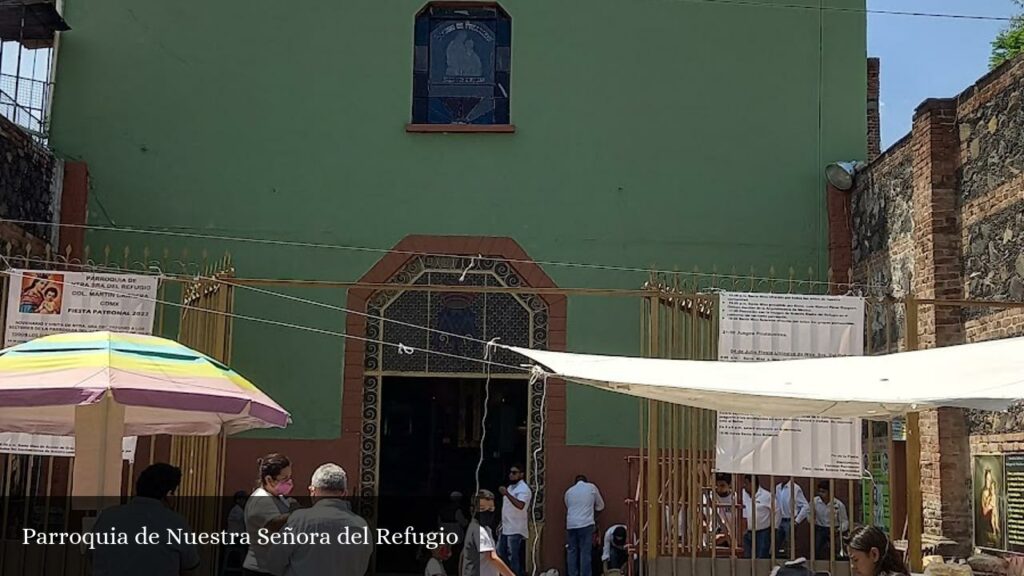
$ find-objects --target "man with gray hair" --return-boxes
[267,464,372,576]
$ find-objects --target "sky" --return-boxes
[868,0,1021,148]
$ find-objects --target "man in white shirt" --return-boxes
[90,463,200,576]
[601,525,629,573]
[564,475,605,576]
[812,481,849,560]
[774,479,809,556]
[265,463,372,576]
[741,476,780,559]
[498,464,531,576]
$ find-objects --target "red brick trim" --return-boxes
[340,235,568,478]
[826,183,853,294]
[60,162,89,260]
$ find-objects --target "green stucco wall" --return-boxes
[49,0,866,447]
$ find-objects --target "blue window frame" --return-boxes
[412,4,511,125]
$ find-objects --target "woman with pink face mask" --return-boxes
[243,453,295,576]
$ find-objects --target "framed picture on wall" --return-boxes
[974,454,1007,550]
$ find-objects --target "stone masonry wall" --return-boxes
[850,138,913,352]
[839,55,1024,551]
[0,115,55,252]
[956,56,1024,437]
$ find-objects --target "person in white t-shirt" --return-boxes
[498,465,531,576]
[564,475,605,576]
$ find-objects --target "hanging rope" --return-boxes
[476,338,501,498]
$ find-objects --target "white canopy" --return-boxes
[506,336,1024,418]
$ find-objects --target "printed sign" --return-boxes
[1,269,157,460]
[4,270,159,347]
[0,433,137,462]
[1004,454,1024,552]
[715,292,866,480]
[863,450,892,531]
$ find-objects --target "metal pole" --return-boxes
[647,293,661,568]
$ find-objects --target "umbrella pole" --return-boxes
[72,394,125,510]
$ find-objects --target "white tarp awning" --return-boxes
[506,336,1024,418]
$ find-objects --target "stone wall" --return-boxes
[850,138,914,352]
[0,115,55,252]
[956,58,1024,437]
[835,53,1024,551]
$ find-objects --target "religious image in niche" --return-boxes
[974,455,1006,549]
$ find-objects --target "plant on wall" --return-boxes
[991,0,1024,69]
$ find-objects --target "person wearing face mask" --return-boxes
[243,453,295,576]
[265,463,372,576]
[462,490,515,576]
[90,463,200,576]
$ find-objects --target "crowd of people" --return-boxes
[85,457,903,576]
[736,475,850,560]
[455,467,627,576]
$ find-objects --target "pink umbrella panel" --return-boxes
[0,331,290,436]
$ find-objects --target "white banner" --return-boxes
[0,433,137,462]
[4,269,159,347]
[1,269,157,460]
[715,292,865,480]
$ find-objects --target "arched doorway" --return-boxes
[341,236,567,574]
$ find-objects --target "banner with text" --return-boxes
[715,292,865,480]
[0,433,137,462]
[4,269,159,347]
[1,269,157,460]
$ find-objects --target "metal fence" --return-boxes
[0,72,49,138]
[0,246,235,576]
[626,274,1024,576]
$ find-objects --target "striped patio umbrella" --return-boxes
[0,331,290,436]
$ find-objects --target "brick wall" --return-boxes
[909,98,970,551]
[0,115,56,252]
[835,53,1024,552]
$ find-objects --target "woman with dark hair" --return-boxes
[847,526,909,576]
[242,453,294,576]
